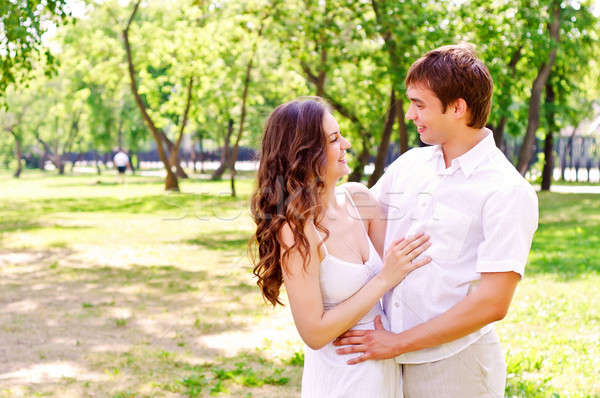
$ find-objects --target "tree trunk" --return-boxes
[493,117,507,151]
[396,96,408,155]
[166,76,194,179]
[14,140,23,178]
[63,113,81,169]
[199,135,205,173]
[211,119,233,180]
[560,127,577,180]
[117,120,123,149]
[372,0,411,157]
[33,133,60,174]
[40,147,48,170]
[129,152,137,175]
[70,152,82,173]
[348,142,371,183]
[316,47,327,97]
[517,4,560,175]
[9,130,23,178]
[54,148,65,175]
[94,151,102,175]
[158,129,188,178]
[171,152,188,177]
[123,0,179,191]
[368,88,396,187]
[541,81,555,191]
[190,138,197,173]
[230,24,263,197]
[493,47,522,151]
[302,59,373,182]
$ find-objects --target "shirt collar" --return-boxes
[429,129,497,178]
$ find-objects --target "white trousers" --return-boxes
[402,330,507,398]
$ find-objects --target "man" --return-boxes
[113,148,130,184]
[334,44,538,397]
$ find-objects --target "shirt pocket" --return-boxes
[427,203,472,262]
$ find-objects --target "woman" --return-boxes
[250,98,431,397]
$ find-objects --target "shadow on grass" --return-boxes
[96,349,300,397]
[0,219,95,234]
[186,229,252,252]
[0,254,260,366]
[48,178,166,187]
[0,219,42,233]
[0,193,248,227]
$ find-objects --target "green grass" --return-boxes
[499,192,600,398]
[0,169,598,397]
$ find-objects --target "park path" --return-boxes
[546,184,600,194]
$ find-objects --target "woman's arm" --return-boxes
[280,222,429,350]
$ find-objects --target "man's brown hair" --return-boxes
[405,43,493,129]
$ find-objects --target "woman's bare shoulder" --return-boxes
[339,182,381,220]
[278,220,323,277]
[278,219,323,254]
[340,182,376,205]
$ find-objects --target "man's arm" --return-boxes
[334,271,520,364]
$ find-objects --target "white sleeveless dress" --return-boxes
[301,189,401,398]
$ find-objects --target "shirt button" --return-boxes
[394,302,400,308]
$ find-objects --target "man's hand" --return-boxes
[333,315,400,365]
[334,272,521,365]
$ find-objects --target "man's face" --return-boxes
[405,84,455,145]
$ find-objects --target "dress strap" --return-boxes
[343,187,376,266]
[343,188,369,239]
[311,222,328,256]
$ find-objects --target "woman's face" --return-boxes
[322,111,351,181]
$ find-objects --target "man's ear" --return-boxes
[451,98,468,120]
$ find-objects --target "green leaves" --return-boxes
[0,0,71,95]
[1,0,598,180]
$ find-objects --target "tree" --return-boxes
[278,0,389,182]
[59,1,150,174]
[229,3,273,197]
[34,76,90,174]
[460,0,531,151]
[1,58,91,176]
[0,0,70,95]
[517,1,561,175]
[207,0,306,185]
[0,104,25,177]
[122,0,203,191]
[366,0,453,185]
[539,3,598,189]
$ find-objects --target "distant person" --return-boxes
[113,149,130,184]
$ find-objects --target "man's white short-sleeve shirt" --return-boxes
[371,131,538,364]
[114,151,129,167]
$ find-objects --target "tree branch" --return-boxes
[301,60,369,136]
[122,0,178,189]
[174,76,194,151]
[125,0,142,32]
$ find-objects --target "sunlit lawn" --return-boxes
[0,170,598,397]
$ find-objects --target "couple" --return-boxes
[251,44,538,397]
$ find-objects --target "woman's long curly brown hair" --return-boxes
[250,98,331,306]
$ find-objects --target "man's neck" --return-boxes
[441,127,488,168]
